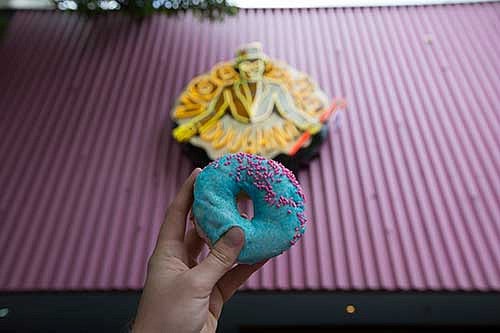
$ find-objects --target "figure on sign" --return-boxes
[171,42,345,169]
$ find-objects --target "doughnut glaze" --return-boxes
[193,153,308,264]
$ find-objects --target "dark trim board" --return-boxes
[221,291,500,332]
[0,291,498,332]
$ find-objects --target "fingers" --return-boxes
[189,227,245,289]
[217,260,267,303]
[185,228,205,267]
[158,168,201,244]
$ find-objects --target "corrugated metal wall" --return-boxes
[0,4,499,291]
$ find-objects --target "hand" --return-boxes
[133,169,266,333]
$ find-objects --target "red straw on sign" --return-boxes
[288,98,347,156]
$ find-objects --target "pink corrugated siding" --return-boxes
[0,4,499,291]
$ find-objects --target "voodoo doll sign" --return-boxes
[171,42,344,169]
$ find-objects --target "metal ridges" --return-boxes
[0,4,498,291]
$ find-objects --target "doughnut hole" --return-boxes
[236,191,254,220]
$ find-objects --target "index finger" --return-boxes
[158,168,201,243]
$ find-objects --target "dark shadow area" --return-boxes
[0,11,13,42]
[0,291,498,332]
[241,326,500,333]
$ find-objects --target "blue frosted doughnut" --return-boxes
[193,153,308,264]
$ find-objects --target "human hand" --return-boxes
[133,168,266,333]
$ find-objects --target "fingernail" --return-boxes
[190,168,201,177]
[223,227,244,248]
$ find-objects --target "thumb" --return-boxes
[190,227,245,288]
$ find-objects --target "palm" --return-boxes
[165,238,233,322]
[163,243,226,330]
[201,290,223,333]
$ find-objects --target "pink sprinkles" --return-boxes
[209,153,307,246]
